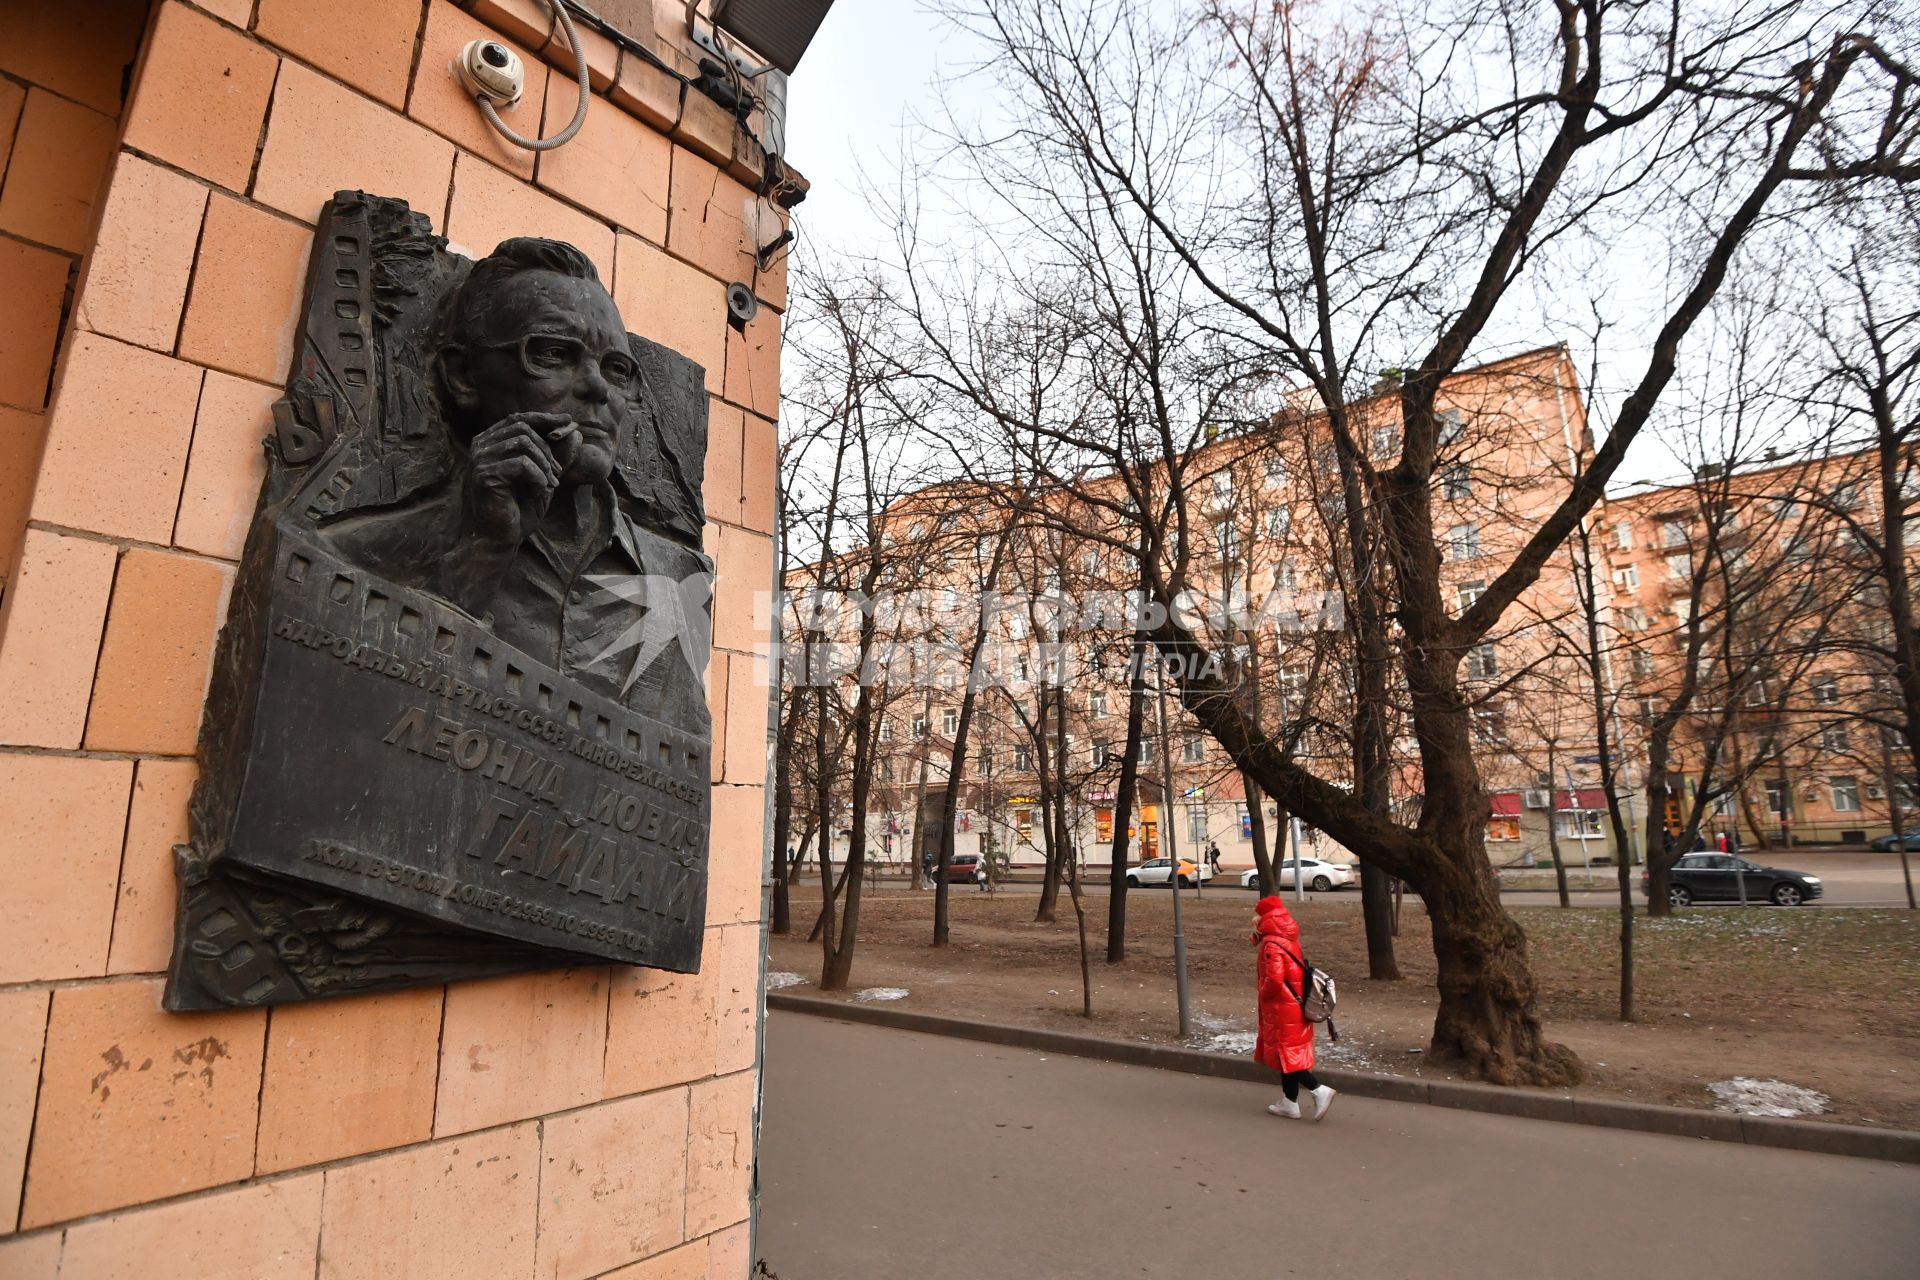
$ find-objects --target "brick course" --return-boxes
[0,1,779,1272]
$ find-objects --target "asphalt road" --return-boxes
[866,849,1917,907]
[757,1012,1920,1280]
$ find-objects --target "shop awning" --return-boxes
[1555,788,1609,811]
[1489,792,1523,816]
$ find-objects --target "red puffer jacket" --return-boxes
[1253,895,1314,1074]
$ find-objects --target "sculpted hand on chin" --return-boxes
[465,411,574,546]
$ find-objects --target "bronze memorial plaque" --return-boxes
[165,192,714,1009]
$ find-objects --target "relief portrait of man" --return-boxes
[317,237,712,727]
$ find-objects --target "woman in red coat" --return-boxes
[1253,895,1337,1120]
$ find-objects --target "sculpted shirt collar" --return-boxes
[524,480,647,576]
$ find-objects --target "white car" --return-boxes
[1239,858,1354,892]
[1126,857,1215,887]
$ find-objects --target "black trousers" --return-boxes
[1281,1069,1321,1101]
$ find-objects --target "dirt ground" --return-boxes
[768,886,1920,1130]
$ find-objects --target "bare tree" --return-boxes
[897,0,1916,1083]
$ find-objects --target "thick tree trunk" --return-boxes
[1106,637,1148,960]
[908,686,935,890]
[1245,774,1274,896]
[821,679,875,991]
[1034,690,1065,923]
[1642,736,1678,917]
[1421,856,1582,1085]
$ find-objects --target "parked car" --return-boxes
[1126,857,1213,888]
[1643,853,1822,907]
[938,853,985,884]
[1237,858,1354,892]
[1869,830,1920,851]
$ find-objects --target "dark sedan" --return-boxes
[1644,853,1823,907]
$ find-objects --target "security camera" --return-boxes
[454,39,525,108]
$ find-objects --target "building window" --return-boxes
[1556,809,1605,838]
[1631,649,1655,677]
[1182,735,1205,763]
[1281,666,1308,710]
[1138,737,1155,765]
[1014,745,1031,771]
[1467,643,1498,680]
[1438,409,1466,446]
[1822,725,1850,752]
[1613,522,1633,550]
[911,715,928,738]
[1008,611,1028,640]
[1442,465,1472,501]
[1238,803,1252,840]
[1096,808,1114,841]
[1092,739,1111,769]
[1661,519,1687,548]
[1831,777,1862,811]
[1187,804,1208,844]
[1665,552,1690,580]
[1264,454,1287,482]
[1215,519,1240,561]
[942,708,958,737]
[1457,580,1486,610]
[1472,707,1504,742]
[1813,675,1839,704]
[1619,606,1650,632]
[1487,815,1521,841]
[1765,779,1789,816]
[1015,807,1034,839]
[1614,564,1639,592]
[879,719,893,742]
[1088,688,1108,717]
[1447,523,1480,561]
[1831,483,1860,510]
[1637,696,1659,722]
[1211,469,1233,501]
[1372,425,1399,460]
[1266,506,1291,538]
[1277,561,1298,593]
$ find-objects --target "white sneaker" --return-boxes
[1266,1099,1301,1119]
[1308,1085,1337,1121]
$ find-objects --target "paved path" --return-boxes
[757,1012,1920,1280]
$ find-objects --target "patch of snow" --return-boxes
[765,971,808,990]
[1186,1011,1258,1055]
[853,987,910,1002]
[1708,1077,1830,1118]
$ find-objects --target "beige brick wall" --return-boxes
[0,2,777,1274]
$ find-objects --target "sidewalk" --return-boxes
[757,1012,1920,1280]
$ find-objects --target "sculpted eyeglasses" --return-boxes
[483,333,641,391]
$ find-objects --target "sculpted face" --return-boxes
[450,269,638,484]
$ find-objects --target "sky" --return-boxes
[782,1,957,262]
[773,0,1823,494]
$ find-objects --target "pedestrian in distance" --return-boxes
[1252,895,1336,1121]
[1208,841,1223,875]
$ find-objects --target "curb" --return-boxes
[767,993,1920,1165]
